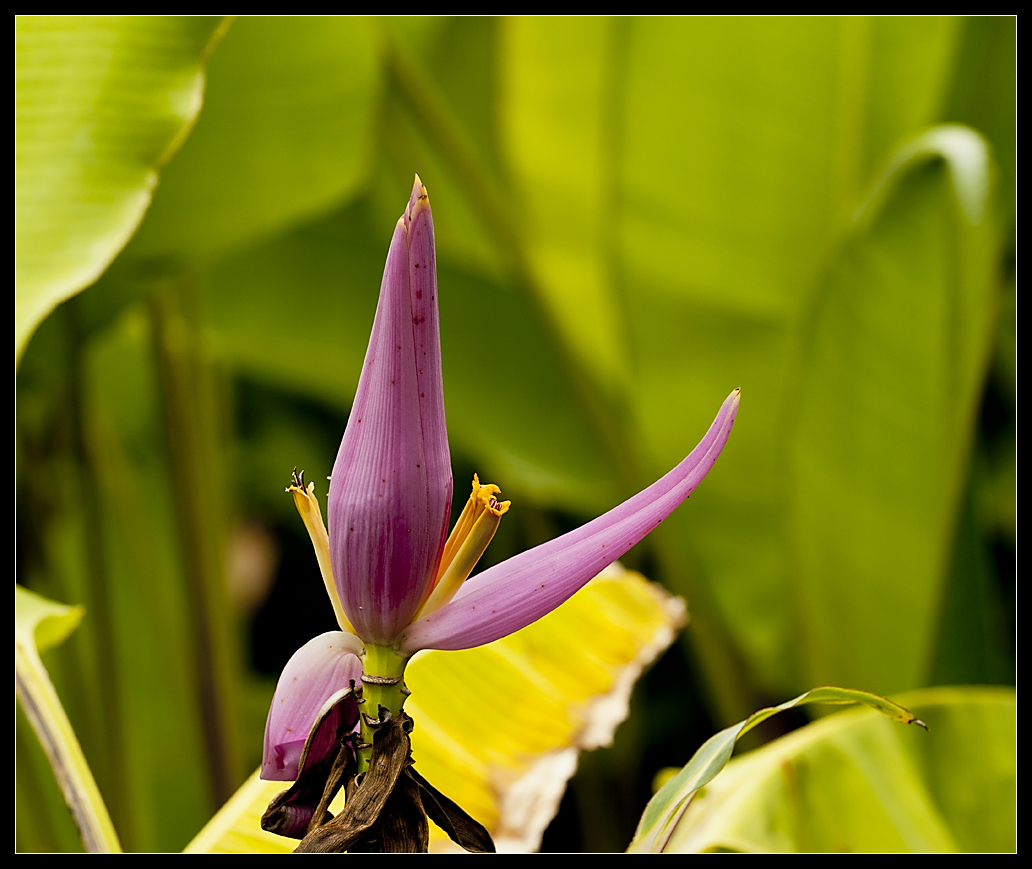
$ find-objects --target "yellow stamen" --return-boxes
[417,475,510,620]
[287,470,355,635]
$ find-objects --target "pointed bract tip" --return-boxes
[408,174,429,220]
[718,388,741,424]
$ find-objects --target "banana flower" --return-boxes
[261,177,740,852]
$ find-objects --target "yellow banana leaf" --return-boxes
[186,563,684,852]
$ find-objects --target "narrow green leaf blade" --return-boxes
[629,686,924,852]
[15,586,120,852]
[655,686,1014,852]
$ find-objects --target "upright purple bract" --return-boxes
[327,178,453,645]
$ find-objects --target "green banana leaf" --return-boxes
[15,16,228,361]
[632,685,1014,852]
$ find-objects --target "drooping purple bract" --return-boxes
[328,178,452,645]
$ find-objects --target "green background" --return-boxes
[16,17,1014,851]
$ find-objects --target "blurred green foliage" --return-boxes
[16,17,1014,852]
